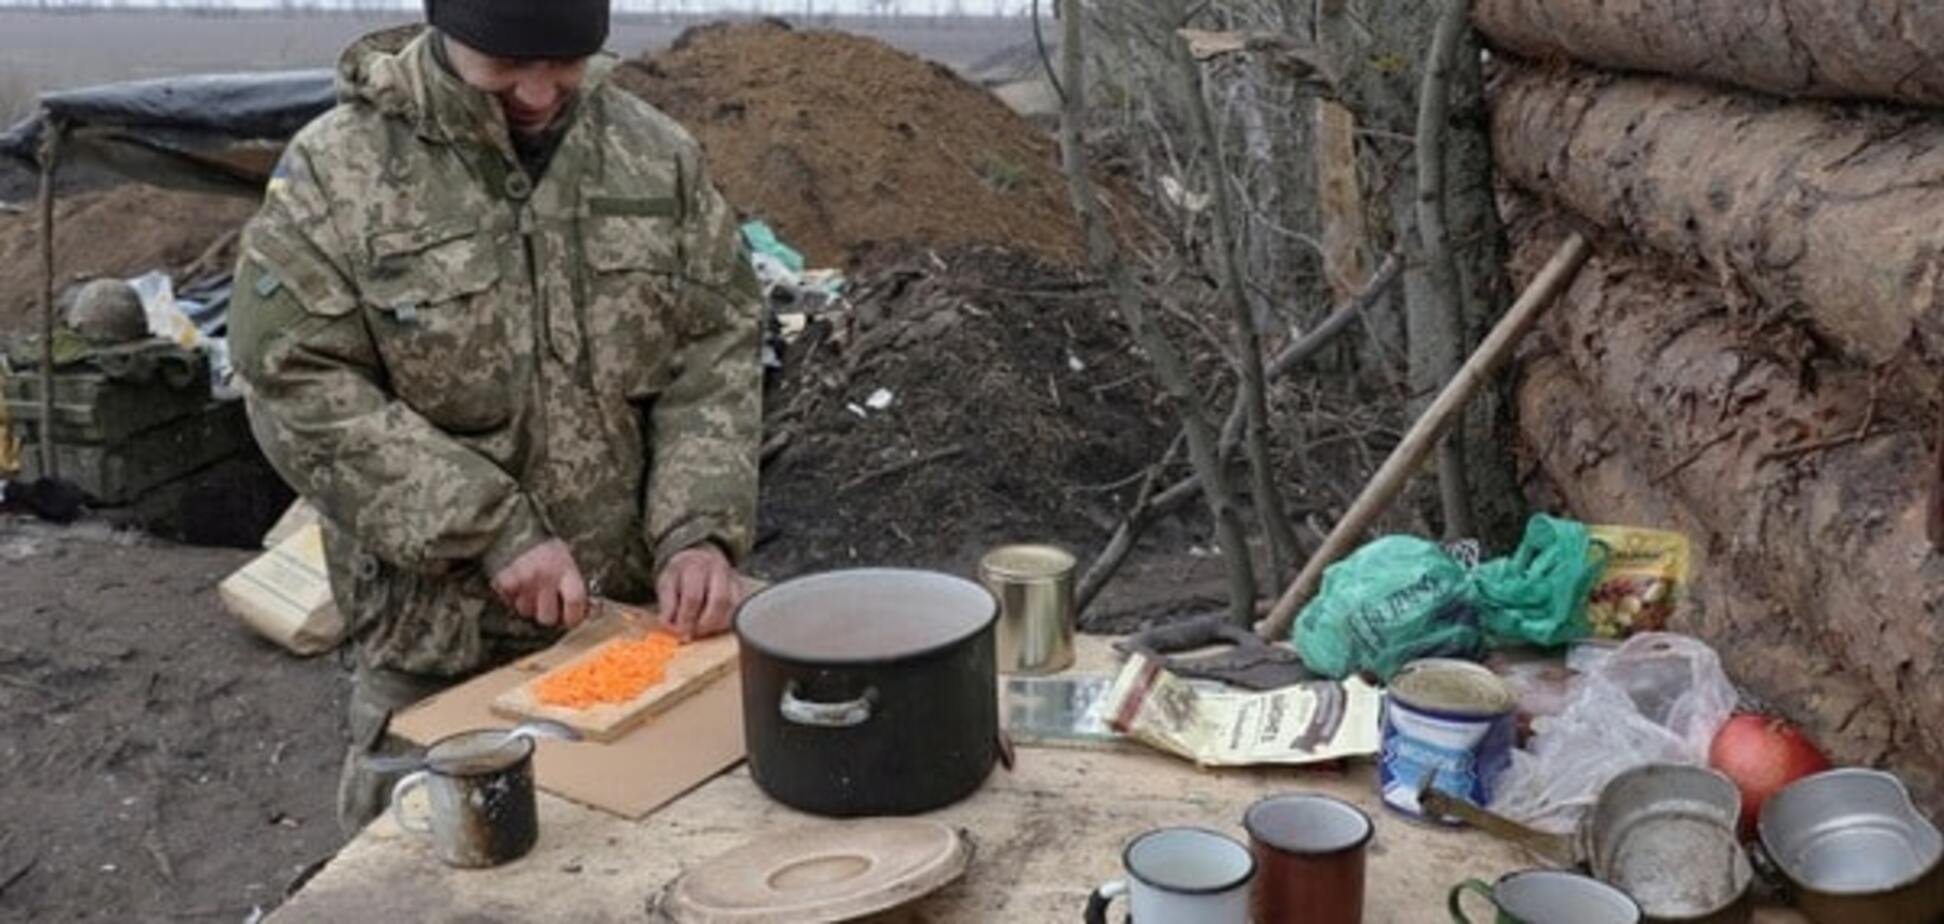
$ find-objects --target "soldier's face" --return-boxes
[445,35,590,137]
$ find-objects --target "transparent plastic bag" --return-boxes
[1487,633,1736,834]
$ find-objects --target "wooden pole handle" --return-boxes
[1257,233,1593,640]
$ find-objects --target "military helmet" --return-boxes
[66,278,149,344]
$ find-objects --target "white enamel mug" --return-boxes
[1085,827,1256,924]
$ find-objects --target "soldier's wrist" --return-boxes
[481,506,551,578]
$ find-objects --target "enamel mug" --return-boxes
[1085,826,1255,924]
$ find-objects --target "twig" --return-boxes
[1071,254,1403,613]
[0,671,73,705]
[1075,434,1185,616]
[1259,233,1592,640]
[1061,0,1255,626]
[177,227,241,283]
[1761,381,1886,465]
[1414,0,1476,540]
[0,852,36,899]
[838,445,965,493]
[1031,0,1065,105]
[1653,428,1738,484]
[1177,31,1300,582]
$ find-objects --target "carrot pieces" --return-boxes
[533,631,684,709]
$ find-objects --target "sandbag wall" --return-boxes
[1480,1,1944,803]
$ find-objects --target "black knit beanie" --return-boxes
[426,0,610,60]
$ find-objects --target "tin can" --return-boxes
[978,544,1076,675]
[1378,658,1515,821]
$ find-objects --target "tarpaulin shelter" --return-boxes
[0,69,336,478]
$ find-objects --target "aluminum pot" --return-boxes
[1756,768,1944,924]
[735,568,999,817]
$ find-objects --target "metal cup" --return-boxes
[1245,793,1373,924]
[1449,869,1642,924]
[979,543,1076,675]
[388,728,540,868]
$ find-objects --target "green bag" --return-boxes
[1291,515,1605,681]
[1473,514,1607,647]
[1292,535,1481,680]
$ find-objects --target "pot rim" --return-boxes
[1757,767,1944,897]
[734,567,998,666]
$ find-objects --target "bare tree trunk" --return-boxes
[1318,0,1520,547]
[1415,0,1473,539]
[1059,0,1258,625]
[1176,32,1301,581]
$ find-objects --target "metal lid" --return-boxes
[735,569,995,663]
[1389,658,1514,716]
[651,818,969,923]
[978,544,1076,581]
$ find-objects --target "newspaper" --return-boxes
[1100,652,1385,767]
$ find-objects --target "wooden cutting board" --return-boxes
[490,625,741,742]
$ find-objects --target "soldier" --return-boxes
[229,0,763,831]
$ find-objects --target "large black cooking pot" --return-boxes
[735,568,999,817]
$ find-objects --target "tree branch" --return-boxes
[1073,253,1403,617]
[1059,0,1258,626]
[1416,0,1476,539]
[1177,33,1301,582]
[1259,233,1591,640]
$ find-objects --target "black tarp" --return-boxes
[0,70,336,197]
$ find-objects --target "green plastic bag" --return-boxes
[1292,535,1482,680]
[1291,515,1605,681]
[1474,514,1607,647]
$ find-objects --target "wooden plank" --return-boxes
[289,635,1820,924]
[489,625,740,743]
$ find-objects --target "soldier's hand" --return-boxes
[491,539,589,629]
[657,544,743,641]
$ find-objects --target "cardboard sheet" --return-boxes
[391,614,746,819]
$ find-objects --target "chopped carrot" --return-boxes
[534,631,684,709]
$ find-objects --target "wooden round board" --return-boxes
[649,818,971,923]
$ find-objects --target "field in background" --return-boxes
[0,9,1040,127]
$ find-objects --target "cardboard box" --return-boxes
[219,523,344,655]
[260,499,321,549]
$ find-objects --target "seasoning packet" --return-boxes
[1098,653,1384,767]
[1584,526,1693,638]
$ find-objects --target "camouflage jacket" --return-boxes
[230,29,762,676]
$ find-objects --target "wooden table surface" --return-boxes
[270,637,1814,924]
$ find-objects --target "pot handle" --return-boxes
[1748,840,1790,898]
[1418,780,1579,868]
[780,681,877,728]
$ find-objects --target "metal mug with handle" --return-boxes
[1084,827,1255,924]
[1450,869,1643,924]
[388,723,572,868]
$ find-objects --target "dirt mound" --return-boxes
[616,20,1089,269]
[757,245,1171,573]
[0,184,252,333]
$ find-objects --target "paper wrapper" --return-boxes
[1099,653,1384,767]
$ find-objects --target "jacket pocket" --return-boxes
[580,213,681,402]
[360,223,518,432]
